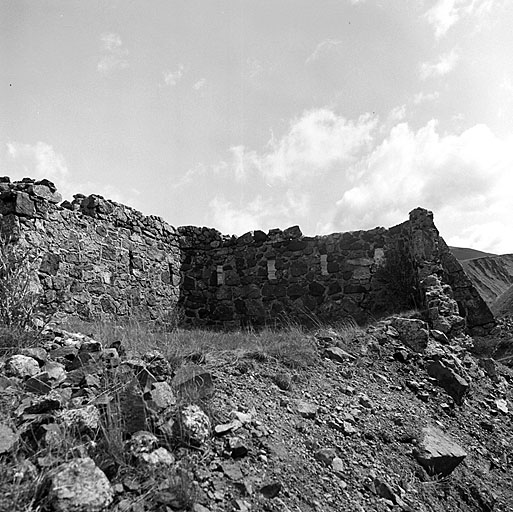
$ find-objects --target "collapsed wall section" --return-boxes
[407,208,495,335]
[0,178,181,323]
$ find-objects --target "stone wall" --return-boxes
[0,178,181,323]
[0,177,496,334]
[178,208,495,334]
[406,208,495,335]
[178,224,398,328]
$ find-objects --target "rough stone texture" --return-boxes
[413,426,467,476]
[179,208,495,332]
[177,404,211,445]
[0,180,181,324]
[426,359,470,405]
[46,457,114,511]
[0,423,18,454]
[4,354,40,379]
[390,317,429,352]
[0,180,495,333]
[139,447,175,466]
[57,405,101,432]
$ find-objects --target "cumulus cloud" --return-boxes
[209,190,310,235]
[419,50,459,80]
[425,0,499,38]
[7,141,69,181]
[333,120,513,253]
[163,65,184,86]
[201,104,513,252]
[4,141,139,207]
[227,108,377,183]
[97,32,129,73]
[306,39,343,65]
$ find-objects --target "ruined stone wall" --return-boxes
[178,209,496,333]
[0,178,496,334]
[406,208,495,335]
[0,178,181,323]
[178,223,415,328]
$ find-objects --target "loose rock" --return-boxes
[44,457,114,512]
[413,426,467,476]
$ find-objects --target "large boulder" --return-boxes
[413,426,466,476]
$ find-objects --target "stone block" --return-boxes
[426,359,469,405]
[413,426,466,476]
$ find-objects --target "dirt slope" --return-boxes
[1,319,513,512]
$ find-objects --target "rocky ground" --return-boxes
[0,315,513,511]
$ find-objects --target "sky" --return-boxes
[2,0,513,253]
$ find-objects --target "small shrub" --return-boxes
[0,235,44,330]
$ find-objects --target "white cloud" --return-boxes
[425,0,500,38]
[4,141,140,207]
[333,120,513,253]
[97,32,129,73]
[7,141,69,181]
[163,65,184,86]
[228,108,378,183]
[419,50,459,80]
[387,105,407,124]
[209,190,310,235]
[306,39,343,65]
[413,91,440,104]
[193,78,206,90]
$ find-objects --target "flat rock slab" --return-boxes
[296,400,318,419]
[426,359,469,405]
[324,347,356,363]
[414,426,466,476]
[172,364,214,399]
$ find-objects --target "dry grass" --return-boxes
[61,318,319,370]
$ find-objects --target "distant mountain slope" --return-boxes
[459,254,513,308]
[493,284,513,317]
[449,246,496,261]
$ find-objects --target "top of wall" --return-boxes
[0,177,177,241]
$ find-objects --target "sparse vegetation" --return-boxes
[1,308,513,510]
[0,234,42,330]
[0,234,55,357]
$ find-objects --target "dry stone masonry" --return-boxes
[0,177,181,323]
[0,177,496,334]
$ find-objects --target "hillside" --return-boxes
[1,318,512,511]
[459,255,513,308]
[492,285,513,317]
[450,247,496,261]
